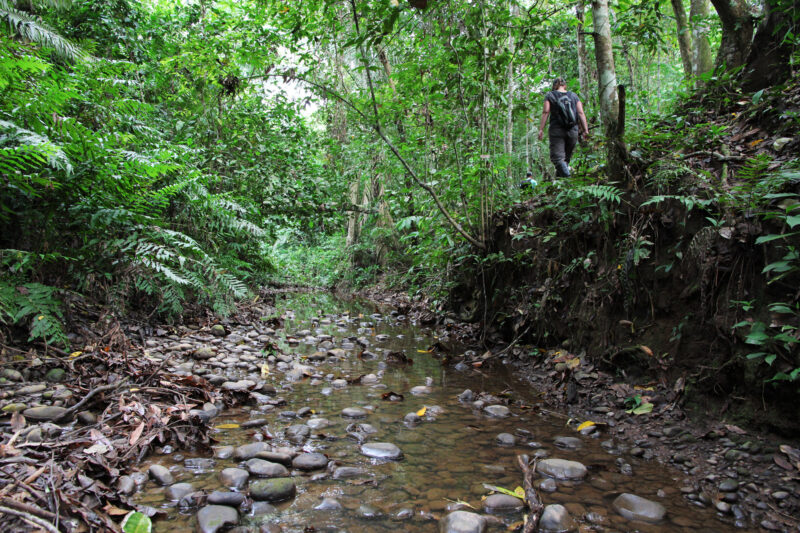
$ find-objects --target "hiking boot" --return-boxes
[555,161,571,177]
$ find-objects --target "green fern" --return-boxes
[0,281,67,346]
[0,0,88,63]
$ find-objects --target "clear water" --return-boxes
[136,291,748,532]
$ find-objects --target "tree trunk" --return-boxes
[591,0,627,184]
[710,0,754,70]
[690,0,713,80]
[742,0,798,91]
[671,0,694,79]
[577,0,591,100]
[505,2,517,183]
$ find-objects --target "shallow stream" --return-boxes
[134,292,747,532]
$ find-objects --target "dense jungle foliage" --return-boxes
[2,0,799,424]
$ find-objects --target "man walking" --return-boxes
[537,77,589,177]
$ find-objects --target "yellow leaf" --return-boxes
[634,385,654,391]
[416,406,427,416]
[749,138,764,147]
[639,345,654,357]
[261,364,269,377]
[514,486,525,498]
[310,409,316,414]
[577,421,595,431]
[417,349,432,353]
[69,351,82,358]
[565,357,580,369]
[37,315,44,320]
[215,423,240,429]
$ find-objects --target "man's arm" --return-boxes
[537,99,550,140]
[576,100,589,136]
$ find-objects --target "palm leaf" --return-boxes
[0,0,88,63]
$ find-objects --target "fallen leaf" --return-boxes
[634,385,655,391]
[514,486,525,498]
[104,503,130,516]
[121,511,152,533]
[83,443,109,455]
[416,406,427,417]
[215,423,240,430]
[749,138,764,147]
[725,424,747,435]
[130,421,145,446]
[639,345,653,357]
[483,484,525,500]
[69,351,82,358]
[774,454,794,471]
[626,403,653,415]
[261,363,270,377]
[577,421,595,431]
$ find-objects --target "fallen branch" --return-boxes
[0,504,59,533]
[681,150,746,162]
[517,454,543,533]
[54,381,128,423]
[0,497,66,531]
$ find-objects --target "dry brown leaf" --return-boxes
[774,454,794,471]
[130,421,145,446]
[725,424,747,435]
[639,345,654,357]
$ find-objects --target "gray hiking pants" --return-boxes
[549,126,579,176]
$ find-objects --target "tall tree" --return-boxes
[591,0,626,183]
[577,0,591,98]
[710,0,755,70]
[671,0,694,79]
[742,0,800,90]
[691,0,713,79]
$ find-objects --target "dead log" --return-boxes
[517,454,544,532]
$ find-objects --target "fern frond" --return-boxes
[0,119,73,174]
[0,0,88,63]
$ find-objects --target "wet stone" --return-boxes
[44,368,66,382]
[395,508,414,520]
[285,424,310,442]
[254,451,293,466]
[240,418,268,428]
[292,452,328,471]
[208,491,246,507]
[361,442,403,460]
[219,468,249,489]
[537,478,558,492]
[249,477,296,502]
[410,385,432,395]
[16,384,47,395]
[165,482,194,501]
[148,464,174,486]
[357,504,383,518]
[612,493,667,523]
[332,466,370,479]
[342,407,368,418]
[184,458,215,471]
[250,501,278,516]
[458,389,475,402]
[536,459,588,481]
[193,346,216,359]
[315,497,343,511]
[483,493,524,513]
[553,436,582,450]
[77,410,97,424]
[1,369,23,381]
[496,433,516,446]
[196,505,238,533]
[441,510,486,533]
[539,504,577,533]
[233,442,270,460]
[483,405,510,418]
[244,459,289,478]
[719,478,739,492]
[2,403,27,413]
[118,476,136,496]
[210,324,226,337]
[215,446,234,460]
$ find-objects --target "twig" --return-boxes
[54,381,128,422]
[517,454,543,533]
[0,504,59,533]
[680,150,745,162]
[0,498,66,531]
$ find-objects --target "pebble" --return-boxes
[483,493,524,513]
[539,504,577,533]
[496,433,516,446]
[249,477,296,502]
[148,464,174,486]
[292,452,328,471]
[314,497,343,511]
[361,442,403,460]
[196,505,238,533]
[441,511,486,533]
[536,458,588,480]
[165,483,194,500]
[219,468,249,489]
[244,459,289,478]
[483,405,510,418]
[207,491,246,506]
[553,436,582,450]
[342,406,368,418]
[612,493,667,523]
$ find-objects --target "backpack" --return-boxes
[551,91,577,128]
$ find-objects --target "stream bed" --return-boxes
[132,292,748,532]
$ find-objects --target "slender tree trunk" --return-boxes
[577,0,590,99]
[505,1,517,183]
[690,0,713,80]
[591,0,627,183]
[709,0,754,70]
[671,0,694,79]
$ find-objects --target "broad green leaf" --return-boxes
[121,512,152,533]
[483,484,525,500]
[626,402,653,415]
